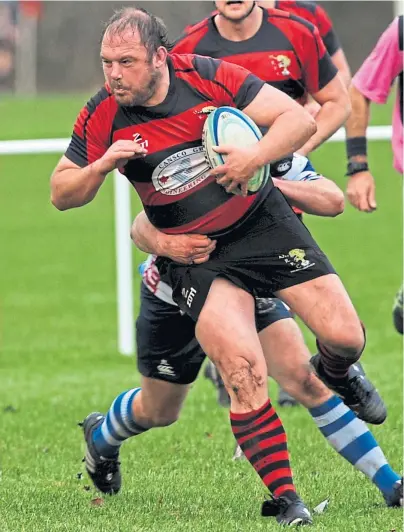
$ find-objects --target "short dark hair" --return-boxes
[102,7,172,59]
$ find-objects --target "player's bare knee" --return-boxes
[219,355,266,408]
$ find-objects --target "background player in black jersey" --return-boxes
[50,8,402,525]
[173,0,359,408]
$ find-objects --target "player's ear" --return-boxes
[154,46,168,68]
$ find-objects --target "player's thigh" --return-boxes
[196,278,264,367]
[275,274,364,349]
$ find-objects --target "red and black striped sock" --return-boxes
[230,399,296,498]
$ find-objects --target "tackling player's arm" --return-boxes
[294,22,350,156]
[131,212,216,265]
[273,176,344,217]
[345,16,402,212]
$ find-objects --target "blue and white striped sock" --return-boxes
[92,388,148,457]
[309,395,400,497]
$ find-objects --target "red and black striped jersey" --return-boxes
[65,54,268,236]
[173,8,337,103]
[274,1,340,56]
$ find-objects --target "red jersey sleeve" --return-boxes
[65,86,116,168]
[313,3,341,56]
[186,54,265,109]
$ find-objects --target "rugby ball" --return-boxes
[202,106,270,195]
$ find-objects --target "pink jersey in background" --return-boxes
[352,16,403,175]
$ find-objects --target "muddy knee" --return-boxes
[218,356,267,411]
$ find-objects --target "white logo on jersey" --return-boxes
[133,132,148,150]
[157,359,176,377]
[151,146,210,196]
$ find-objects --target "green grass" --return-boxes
[0,96,402,531]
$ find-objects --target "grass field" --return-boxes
[1,95,402,532]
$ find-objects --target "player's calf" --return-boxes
[274,361,330,409]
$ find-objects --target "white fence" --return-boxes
[0,125,392,355]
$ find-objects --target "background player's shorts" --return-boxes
[136,283,291,385]
[158,187,336,322]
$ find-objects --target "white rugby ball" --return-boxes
[202,106,270,195]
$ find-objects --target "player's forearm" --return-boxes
[345,85,370,163]
[131,211,167,255]
[274,178,344,217]
[50,161,107,211]
[253,109,316,167]
[298,98,351,156]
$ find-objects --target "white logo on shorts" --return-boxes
[157,359,176,377]
[277,162,292,173]
[182,287,197,308]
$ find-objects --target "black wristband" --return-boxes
[346,161,369,176]
[346,136,367,159]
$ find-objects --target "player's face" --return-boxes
[101,30,164,107]
[215,1,256,22]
